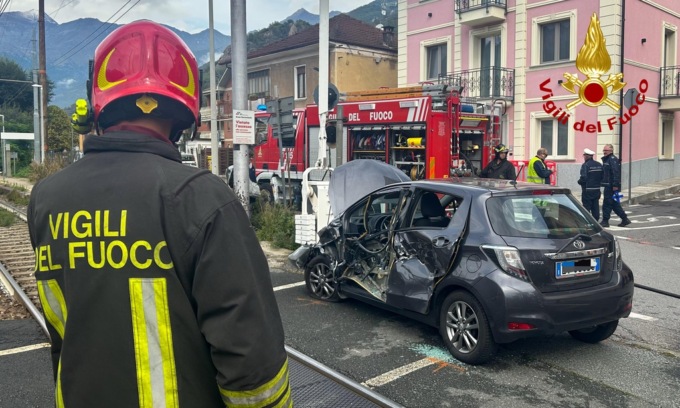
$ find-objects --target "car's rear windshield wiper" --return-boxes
[555,233,593,255]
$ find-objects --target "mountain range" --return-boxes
[0,1,396,108]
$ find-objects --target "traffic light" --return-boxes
[325,121,336,144]
[313,83,340,111]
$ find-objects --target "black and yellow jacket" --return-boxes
[28,128,291,408]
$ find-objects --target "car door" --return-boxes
[386,187,472,314]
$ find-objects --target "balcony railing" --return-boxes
[455,0,507,26]
[438,67,514,101]
[660,66,680,98]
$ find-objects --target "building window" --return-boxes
[531,11,576,66]
[539,119,569,158]
[248,70,270,99]
[540,20,570,63]
[426,43,447,80]
[294,65,306,99]
[661,117,674,159]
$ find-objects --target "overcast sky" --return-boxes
[8,0,373,34]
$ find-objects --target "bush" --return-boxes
[29,156,70,183]
[0,209,16,227]
[251,196,297,250]
[6,189,29,206]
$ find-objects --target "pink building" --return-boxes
[399,0,680,189]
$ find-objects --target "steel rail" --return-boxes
[0,261,48,337]
[285,345,404,408]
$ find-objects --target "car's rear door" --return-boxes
[386,187,472,313]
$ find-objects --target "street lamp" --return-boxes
[32,84,45,163]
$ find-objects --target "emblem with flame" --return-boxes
[562,13,625,111]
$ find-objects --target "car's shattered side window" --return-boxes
[409,190,460,229]
[487,194,598,238]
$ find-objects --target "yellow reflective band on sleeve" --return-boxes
[37,279,67,339]
[129,278,179,408]
[219,358,291,408]
[56,359,65,408]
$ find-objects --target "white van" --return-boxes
[181,153,197,167]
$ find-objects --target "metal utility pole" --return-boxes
[209,0,219,176]
[231,0,250,211]
[39,0,48,159]
[316,0,329,169]
[32,28,41,163]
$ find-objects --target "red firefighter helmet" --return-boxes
[90,20,200,141]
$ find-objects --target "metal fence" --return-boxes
[455,0,507,13]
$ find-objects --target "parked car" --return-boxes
[181,153,197,168]
[290,174,634,365]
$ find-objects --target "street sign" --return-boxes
[623,88,639,109]
[279,96,295,126]
[233,110,255,145]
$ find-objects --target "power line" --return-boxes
[52,0,140,66]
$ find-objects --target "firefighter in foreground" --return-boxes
[27,20,291,407]
[480,144,516,180]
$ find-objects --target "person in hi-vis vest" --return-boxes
[527,147,553,184]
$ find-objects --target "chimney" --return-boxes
[382,25,395,48]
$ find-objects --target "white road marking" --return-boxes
[629,312,658,322]
[661,196,680,202]
[361,358,435,388]
[608,223,680,231]
[273,281,306,291]
[0,343,50,357]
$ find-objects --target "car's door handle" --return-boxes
[432,236,450,247]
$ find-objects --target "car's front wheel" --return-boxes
[304,256,340,302]
[568,320,619,343]
[439,291,496,365]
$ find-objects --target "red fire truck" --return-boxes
[251,85,504,205]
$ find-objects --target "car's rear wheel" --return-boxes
[439,291,496,365]
[568,320,619,343]
[305,256,340,302]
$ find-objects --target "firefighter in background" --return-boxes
[578,148,603,221]
[527,147,553,184]
[27,20,291,407]
[480,144,516,180]
[600,143,631,227]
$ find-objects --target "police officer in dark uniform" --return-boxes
[480,144,517,180]
[578,148,603,221]
[600,144,631,227]
[27,21,291,407]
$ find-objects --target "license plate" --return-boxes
[555,257,600,279]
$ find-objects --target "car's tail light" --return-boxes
[508,322,536,330]
[482,245,530,282]
[614,237,623,271]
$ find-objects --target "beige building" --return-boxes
[213,14,398,146]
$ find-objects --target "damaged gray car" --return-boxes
[290,165,634,365]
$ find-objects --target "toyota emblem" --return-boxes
[573,240,586,249]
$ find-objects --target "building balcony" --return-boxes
[659,65,680,111]
[438,67,514,102]
[456,0,506,27]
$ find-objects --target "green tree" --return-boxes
[1,57,55,110]
[0,57,33,110]
[46,105,74,152]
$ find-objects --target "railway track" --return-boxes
[0,190,43,327]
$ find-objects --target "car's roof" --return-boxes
[393,178,572,195]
